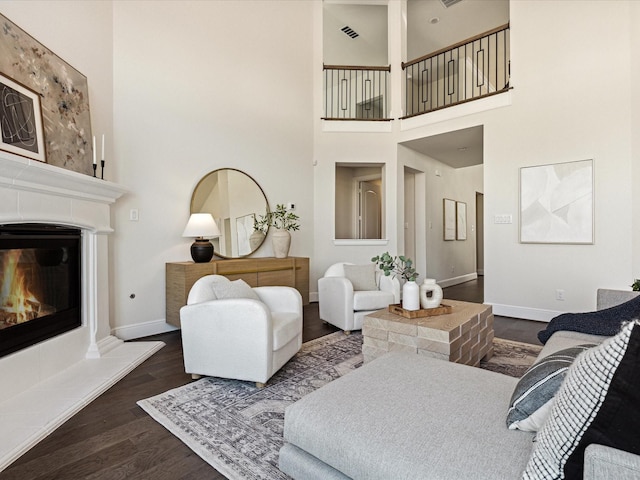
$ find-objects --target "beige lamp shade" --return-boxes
[182,213,221,239]
[182,213,220,263]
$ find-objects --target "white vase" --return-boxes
[420,278,443,309]
[402,280,420,311]
[249,231,265,251]
[271,229,291,258]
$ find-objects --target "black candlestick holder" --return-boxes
[93,163,97,177]
[100,160,105,180]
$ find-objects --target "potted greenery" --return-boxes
[372,252,420,310]
[266,204,300,258]
[371,252,418,281]
[249,213,269,251]
[632,279,640,292]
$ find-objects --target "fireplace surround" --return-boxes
[0,152,164,471]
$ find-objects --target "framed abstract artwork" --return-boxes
[520,159,594,244]
[0,73,45,162]
[443,198,456,241]
[456,201,467,240]
[0,14,93,175]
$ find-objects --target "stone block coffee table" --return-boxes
[362,299,494,366]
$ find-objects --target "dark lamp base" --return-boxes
[190,239,214,263]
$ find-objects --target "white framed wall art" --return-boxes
[520,159,594,244]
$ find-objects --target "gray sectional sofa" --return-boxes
[279,289,640,479]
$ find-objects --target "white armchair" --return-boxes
[318,262,400,334]
[180,275,303,387]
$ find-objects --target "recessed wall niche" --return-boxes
[335,163,384,240]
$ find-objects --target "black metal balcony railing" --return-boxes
[402,24,510,118]
[323,65,392,121]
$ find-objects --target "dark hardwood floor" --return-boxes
[443,277,545,345]
[3,278,544,479]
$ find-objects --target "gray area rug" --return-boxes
[481,337,543,377]
[137,333,540,480]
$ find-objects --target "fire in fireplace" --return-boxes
[0,224,81,358]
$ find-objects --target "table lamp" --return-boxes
[182,213,221,263]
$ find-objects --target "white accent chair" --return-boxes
[318,262,400,334]
[180,275,303,388]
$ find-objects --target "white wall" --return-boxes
[110,1,315,338]
[3,0,640,337]
[315,0,638,322]
[484,0,634,319]
[390,1,636,320]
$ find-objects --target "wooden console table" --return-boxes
[166,257,309,327]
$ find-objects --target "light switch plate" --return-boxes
[494,214,512,224]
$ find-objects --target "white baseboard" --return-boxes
[488,303,559,323]
[438,272,478,289]
[113,318,178,340]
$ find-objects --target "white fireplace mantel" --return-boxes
[0,151,128,205]
[0,151,164,472]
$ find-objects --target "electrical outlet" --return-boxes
[129,209,139,221]
[287,203,295,210]
[556,289,565,301]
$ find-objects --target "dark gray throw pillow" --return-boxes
[506,344,596,432]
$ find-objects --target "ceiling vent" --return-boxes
[440,0,463,8]
[341,26,359,39]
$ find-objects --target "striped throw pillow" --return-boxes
[523,320,640,480]
[507,344,596,432]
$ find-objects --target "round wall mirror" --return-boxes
[190,168,270,259]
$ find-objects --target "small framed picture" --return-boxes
[0,72,46,162]
[443,198,456,241]
[456,201,467,240]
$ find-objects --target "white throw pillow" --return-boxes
[213,279,260,300]
[343,263,378,291]
[187,275,230,304]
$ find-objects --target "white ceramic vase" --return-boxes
[402,280,420,311]
[271,229,291,258]
[249,231,265,251]
[420,278,443,309]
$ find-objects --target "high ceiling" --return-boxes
[323,0,509,168]
[406,0,509,60]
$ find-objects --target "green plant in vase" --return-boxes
[266,204,300,258]
[372,252,420,310]
[249,213,269,252]
[253,213,269,234]
[266,204,300,231]
[371,252,418,282]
